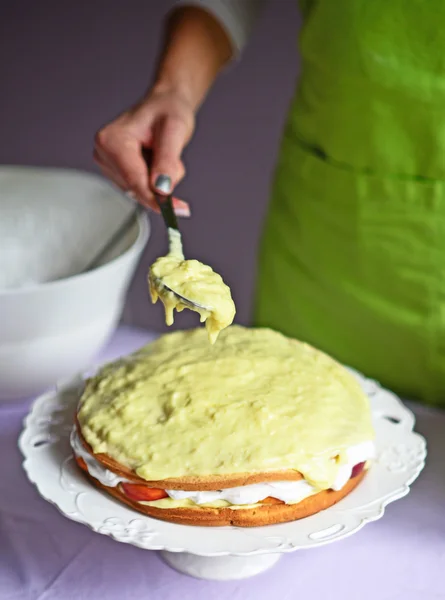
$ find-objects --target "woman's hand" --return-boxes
[94,6,233,216]
[94,86,194,216]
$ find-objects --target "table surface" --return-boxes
[1,326,444,600]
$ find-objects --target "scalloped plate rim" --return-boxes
[19,370,427,557]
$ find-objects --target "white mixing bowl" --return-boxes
[0,166,149,400]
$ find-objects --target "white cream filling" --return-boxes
[166,480,316,505]
[70,427,131,487]
[71,427,374,506]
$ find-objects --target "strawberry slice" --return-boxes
[351,462,366,478]
[121,483,168,501]
[75,456,88,471]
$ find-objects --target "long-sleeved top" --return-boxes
[175,0,267,53]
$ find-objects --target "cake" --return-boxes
[72,326,374,527]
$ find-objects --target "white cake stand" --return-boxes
[19,372,426,581]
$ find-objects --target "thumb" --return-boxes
[150,116,189,195]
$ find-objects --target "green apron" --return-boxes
[255,0,445,405]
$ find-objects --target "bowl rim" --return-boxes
[0,168,151,297]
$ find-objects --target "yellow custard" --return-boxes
[140,498,261,510]
[78,326,374,490]
[148,229,235,344]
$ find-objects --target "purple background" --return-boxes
[0,0,299,331]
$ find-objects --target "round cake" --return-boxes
[72,326,375,527]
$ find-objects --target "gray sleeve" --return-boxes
[174,0,267,54]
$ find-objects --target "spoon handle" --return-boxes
[155,194,179,232]
[141,148,180,234]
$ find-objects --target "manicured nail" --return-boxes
[125,191,137,200]
[154,174,172,194]
[175,206,191,218]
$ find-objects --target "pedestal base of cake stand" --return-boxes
[159,550,281,580]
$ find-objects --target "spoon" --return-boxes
[83,203,143,273]
[153,192,211,312]
[140,147,212,312]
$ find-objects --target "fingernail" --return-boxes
[154,174,172,194]
[175,206,191,218]
[125,191,137,200]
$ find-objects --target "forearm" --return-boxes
[94,2,264,208]
[151,6,233,112]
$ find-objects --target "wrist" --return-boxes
[147,7,232,113]
[149,77,197,112]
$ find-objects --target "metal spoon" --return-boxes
[83,203,143,273]
[153,192,210,312]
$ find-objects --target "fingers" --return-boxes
[170,197,191,217]
[150,116,189,195]
[94,131,191,217]
[94,149,190,216]
[95,131,149,198]
[93,150,128,190]
[94,92,194,217]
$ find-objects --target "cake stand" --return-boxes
[19,371,426,581]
